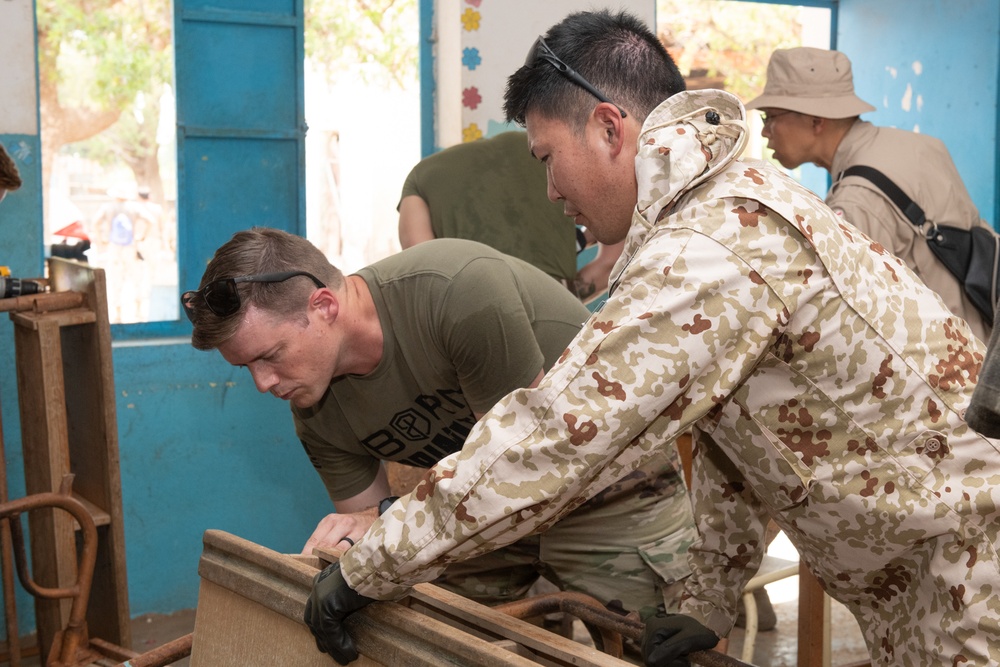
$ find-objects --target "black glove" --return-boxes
[642,612,719,667]
[303,562,376,664]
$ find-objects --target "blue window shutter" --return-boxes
[174,0,306,307]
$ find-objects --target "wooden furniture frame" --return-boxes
[9,258,130,663]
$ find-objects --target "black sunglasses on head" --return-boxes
[181,270,326,322]
[525,36,627,118]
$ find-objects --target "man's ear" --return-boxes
[310,287,340,323]
[593,102,628,157]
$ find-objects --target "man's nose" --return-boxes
[250,366,278,394]
[546,178,562,203]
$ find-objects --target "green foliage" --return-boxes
[658,0,804,102]
[38,0,173,112]
[305,0,418,88]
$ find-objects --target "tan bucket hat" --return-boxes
[745,47,876,119]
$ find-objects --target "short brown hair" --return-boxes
[189,227,344,350]
[0,144,23,191]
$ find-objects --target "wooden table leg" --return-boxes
[797,563,829,667]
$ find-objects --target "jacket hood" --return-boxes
[605,89,749,296]
[635,89,749,226]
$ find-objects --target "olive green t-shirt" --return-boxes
[293,238,590,502]
[398,131,578,282]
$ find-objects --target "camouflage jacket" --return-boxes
[342,90,998,658]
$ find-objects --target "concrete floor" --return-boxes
[129,609,195,666]
[723,579,870,666]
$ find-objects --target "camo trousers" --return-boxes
[433,474,694,620]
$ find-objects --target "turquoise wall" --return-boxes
[0,135,41,519]
[838,0,1000,225]
[113,342,329,613]
[0,133,45,632]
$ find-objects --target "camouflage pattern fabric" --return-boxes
[428,481,693,619]
[342,89,1000,665]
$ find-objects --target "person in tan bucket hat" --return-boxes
[748,46,992,341]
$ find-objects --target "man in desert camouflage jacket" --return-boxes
[305,10,1000,667]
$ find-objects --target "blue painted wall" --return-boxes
[838,0,1000,225]
[113,341,329,613]
[0,133,44,521]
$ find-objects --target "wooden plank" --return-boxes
[70,494,111,528]
[9,308,96,329]
[195,530,633,667]
[51,260,131,649]
[13,316,75,662]
[796,564,829,667]
[191,580,356,667]
[313,545,633,666]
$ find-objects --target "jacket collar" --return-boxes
[608,90,749,294]
[636,89,749,224]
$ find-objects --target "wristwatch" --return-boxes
[377,496,399,516]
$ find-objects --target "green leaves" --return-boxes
[39,0,172,110]
[305,0,418,88]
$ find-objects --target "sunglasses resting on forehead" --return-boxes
[181,270,326,322]
[525,36,627,119]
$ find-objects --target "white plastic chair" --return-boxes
[739,554,800,663]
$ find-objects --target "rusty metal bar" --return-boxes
[88,636,139,661]
[496,591,756,667]
[687,649,758,667]
[1,520,21,667]
[0,290,83,314]
[0,382,22,667]
[495,590,631,658]
[112,633,193,667]
[0,476,98,667]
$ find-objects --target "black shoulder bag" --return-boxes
[838,165,1000,323]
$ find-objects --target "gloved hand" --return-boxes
[642,611,719,667]
[303,562,376,664]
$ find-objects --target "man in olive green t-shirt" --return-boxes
[184,228,695,616]
[398,131,626,304]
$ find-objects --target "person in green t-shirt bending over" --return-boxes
[183,227,696,617]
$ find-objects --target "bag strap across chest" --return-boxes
[837,165,927,227]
